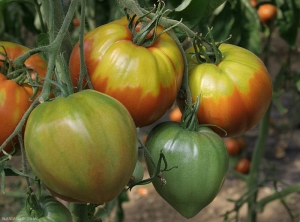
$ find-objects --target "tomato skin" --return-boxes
[257,4,277,24]
[127,160,144,187]
[235,157,251,174]
[14,195,72,222]
[69,16,184,127]
[181,44,272,137]
[24,90,138,204]
[0,41,47,156]
[145,122,228,218]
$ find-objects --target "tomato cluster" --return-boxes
[1,10,272,220]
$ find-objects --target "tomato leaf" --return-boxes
[168,0,227,29]
[277,0,299,47]
[204,0,262,55]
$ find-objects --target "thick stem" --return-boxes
[77,0,90,91]
[69,203,90,222]
[246,105,271,222]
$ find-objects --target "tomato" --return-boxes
[72,17,80,27]
[24,90,138,203]
[169,107,182,122]
[14,195,72,222]
[224,138,241,155]
[250,0,257,7]
[127,160,144,187]
[69,16,184,127]
[257,4,277,24]
[180,44,272,137]
[145,122,228,218]
[0,41,47,156]
[235,157,251,174]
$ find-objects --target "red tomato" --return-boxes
[257,4,277,24]
[69,16,184,127]
[224,138,241,155]
[0,41,47,156]
[235,157,251,174]
[72,17,80,27]
[180,44,272,137]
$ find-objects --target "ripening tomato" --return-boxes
[224,138,241,155]
[235,157,251,174]
[180,44,272,137]
[169,107,182,122]
[69,16,184,127]
[257,4,277,24]
[24,90,138,203]
[0,41,47,156]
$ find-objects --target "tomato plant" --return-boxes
[24,90,138,204]
[15,195,72,222]
[0,41,47,156]
[180,43,273,137]
[235,157,251,174]
[257,4,277,24]
[69,15,184,127]
[145,120,228,218]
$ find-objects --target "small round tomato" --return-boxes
[169,107,182,122]
[69,16,184,127]
[24,90,138,204]
[250,0,257,7]
[180,44,272,137]
[257,4,277,24]
[0,41,47,156]
[72,17,80,27]
[235,157,251,174]
[224,138,241,155]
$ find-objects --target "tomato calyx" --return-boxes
[127,1,180,47]
[180,96,200,131]
[191,29,231,65]
[127,146,177,190]
[24,189,44,218]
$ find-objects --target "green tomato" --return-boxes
[127,160,144,187]
[24,90,138,204]
[14,195,72,222]
[145,122,228,218]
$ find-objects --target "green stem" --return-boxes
[34,0,47,33]
[18,134,31,188]
[256,183,300,212]
[69,203,90,222]
[77,0,90,91]
[246,104,271,222]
